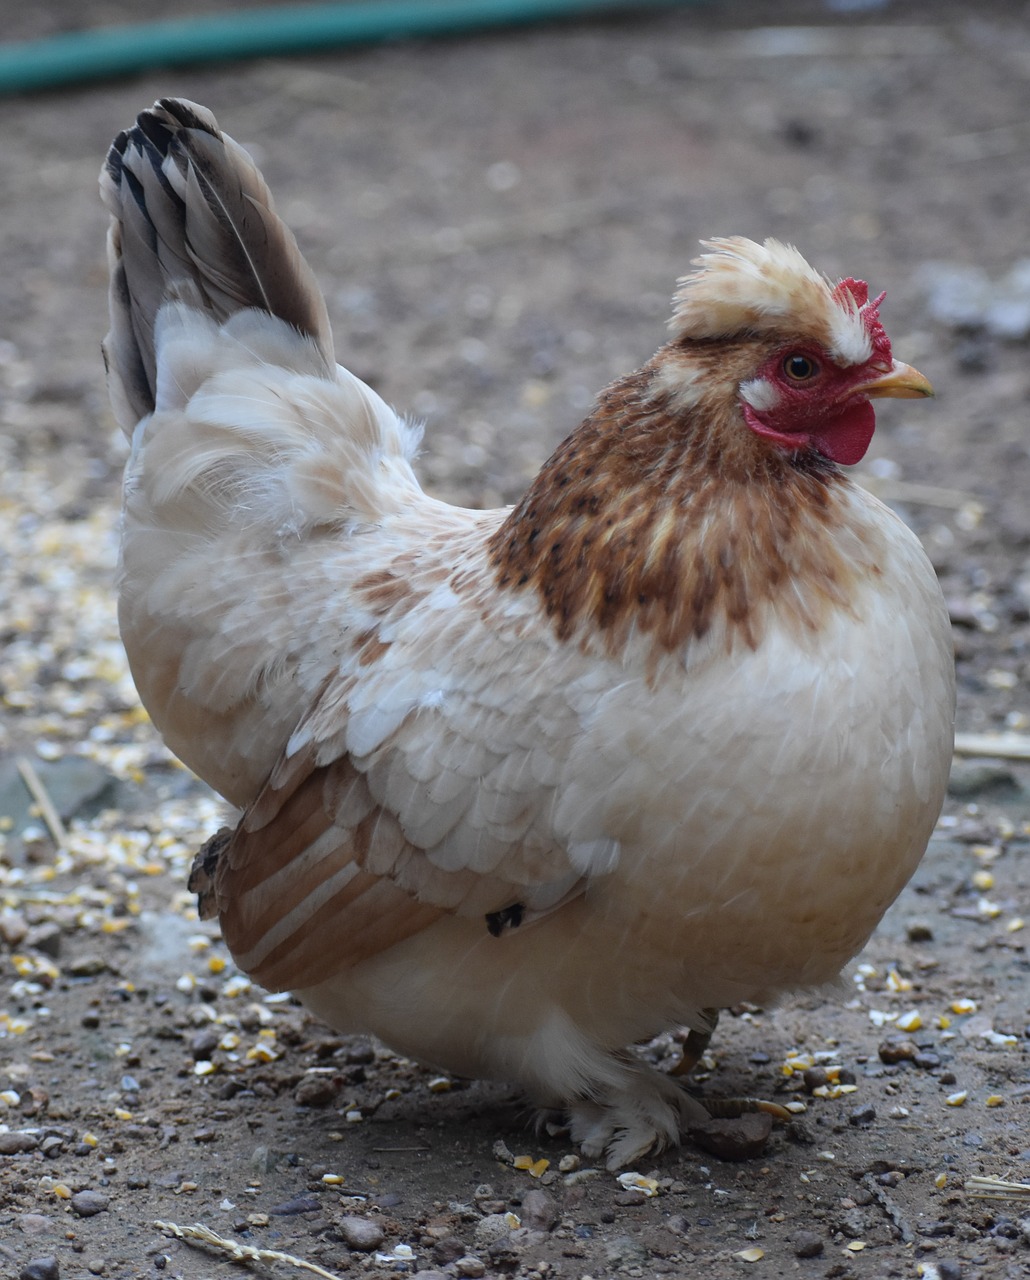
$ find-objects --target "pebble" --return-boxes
[270,1194,320,1216]
[689,1111,773,1161]
[937,1261,963,1280]
[793,1231,823,1258]
[0,909,29,946]
[189,1028,219,1060]
[455,1257,486,1279]
[431,1236,466,1264]
[849,1104,877,1128]
[18,1215,52,1235]
[905,919,934,943]
[69,1190,109,1218]
[605,1235,649,1268]
[474,1213,514,1249]
[294,1075,340,1107]
[0,1131,40,1154]
[520,1189,558,1232]
[19,1259,59,1280]
[878,1038,918,1065]
[339,1214,385,1252]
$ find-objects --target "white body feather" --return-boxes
[103,100,955,1168]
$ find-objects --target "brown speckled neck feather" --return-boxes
[488,351,878,656]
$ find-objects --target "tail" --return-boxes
[100,98,334,434]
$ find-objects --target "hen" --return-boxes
[101,99,955,1169]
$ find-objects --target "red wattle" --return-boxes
[810,399,876,466]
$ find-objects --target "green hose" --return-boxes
[0,0,693,96]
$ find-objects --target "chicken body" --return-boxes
[102,100,955,1167]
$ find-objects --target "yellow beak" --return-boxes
[852,360,934,400]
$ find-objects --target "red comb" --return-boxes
[834,278,891,364]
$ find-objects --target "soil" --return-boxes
[1,2,1029,1278]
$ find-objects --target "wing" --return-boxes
[191,535,629,993]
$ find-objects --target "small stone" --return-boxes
[269,1194,320,1216]
[793,1231,823,1258]
[474,1213,514,1249]
[69,1190,109,1218]
[339,1215,384,1252]
[25,923,62,959]
[878,1038,917,1065]
[520,1188,558,1232]
[455,1258,486,1279]
[19,1259,59,1280]
[0,909,29,946]
[189,1029,219,1060]
[848,1104,876,1128]
[913,1051,941,1070]
[192,1128,216,1144]
[905,919,934,943]
[614,1189,647,1206]
[66,956,108,979]
[0,1131,39,1154]
[802,1066,829,1092]
[344,1040,375,1065]
[18,1215,52,1235]
[689,1111,773,1161]
[431,1236,465,1264]
[937,1261,963,1280]
[605,1235,649,1268]
[294,1075,340,1107]
[86,1260,105,1276]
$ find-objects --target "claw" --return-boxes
[669,1006,720,1077]
[667,1009,792,1122]
[702,1096,793,1122]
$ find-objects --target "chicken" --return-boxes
[100,98,955,1169]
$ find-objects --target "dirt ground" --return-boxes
[1,1,1029,1277]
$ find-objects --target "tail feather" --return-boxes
[100,98,333,432]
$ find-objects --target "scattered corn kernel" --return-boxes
[51,1183,73,1199]
[736,1247,764,1262]
[846,1240,867,1252]
[114,1108,133,1121]
[951,999,977,1015]
[207,955,227,974]
[886,969,913,993]
[896,1010,923,1032]
[322,1173,345,1185]
[427,1076,451,1093]
[246,1042,279,1063]
[81,1132,98,1147]
[1006,918,1025,933]
[945,1091,968,1107]
[971,869,995,891]
[985,1095,1004,1108]
[935,1173,947,1189]
[194,1060,217,1076]
[0,1089,20,1106]
[616,1172,660,1196]
[513,1156,550,1178]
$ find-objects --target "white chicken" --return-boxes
[101,99,955,1168]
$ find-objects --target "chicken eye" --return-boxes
[782,353,820,382]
